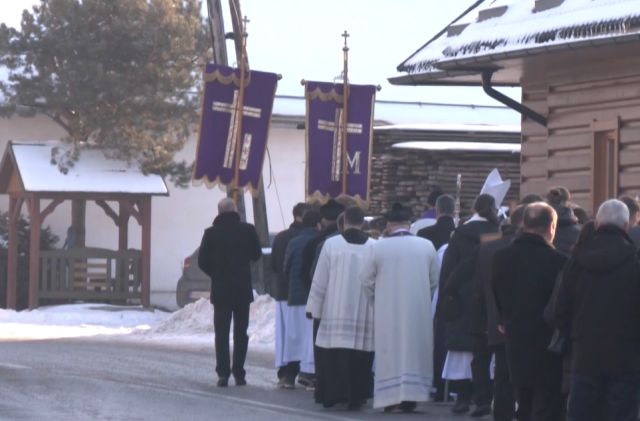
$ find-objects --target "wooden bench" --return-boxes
[73,261,109,291]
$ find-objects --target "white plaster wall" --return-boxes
[0,115,306,309]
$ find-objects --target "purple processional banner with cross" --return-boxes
[193,63,278,194]
[305,81,376,205]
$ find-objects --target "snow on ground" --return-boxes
[0,295,277,354]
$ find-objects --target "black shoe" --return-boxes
[400,401,417,413]
[383,404,400,413]
[470,404,491,417]
[235,377,246,386]
[452,400,470,414]
[217,377,229,387]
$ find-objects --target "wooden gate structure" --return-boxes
[0,141,169,309]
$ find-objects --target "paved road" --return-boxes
[0,338,469,420]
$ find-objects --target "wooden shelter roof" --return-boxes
[0,141,169,196]
[391,0,640,86]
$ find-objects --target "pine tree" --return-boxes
[0,0,209,187]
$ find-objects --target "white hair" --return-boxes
[596,199,629,229]
[217,197,237,213]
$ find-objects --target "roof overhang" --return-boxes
[390,32,640,87]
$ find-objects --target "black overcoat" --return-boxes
[417,215,456,251]
[198,212,262,306]
[552,225,640,377]
[438,219,499,351]
[492,233,566,387]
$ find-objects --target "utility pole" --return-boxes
[206,0,270,246]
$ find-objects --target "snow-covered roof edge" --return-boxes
[398,0,640,76]
[0,141,169,196]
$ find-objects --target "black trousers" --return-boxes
[432,316,447,400]
[472,336,494,408]
[515,383,563,421]
[493,345,515,421]
[213,300,250,379]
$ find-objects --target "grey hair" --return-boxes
[218,197,237,214]
[596,199,629,229]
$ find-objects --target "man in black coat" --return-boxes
[471,205,524,421]
[198,198,262,387]
[417,194,456,251]
[270,202,310,386]
[492,202,566,421]
[553,199,640,421]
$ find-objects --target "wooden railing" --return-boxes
[39,247,142,303]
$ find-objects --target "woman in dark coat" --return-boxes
[435,194,500,414]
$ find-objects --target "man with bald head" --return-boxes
[198,197,262,387]
[492,202,567,421]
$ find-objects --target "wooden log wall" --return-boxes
[521,52,640,216]
[369,129,521,218]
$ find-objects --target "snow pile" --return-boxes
[0,303,170,341]
[247,294,276,351]
[149,298,214,335]
[142,295,276,353]
[0,296,277,353]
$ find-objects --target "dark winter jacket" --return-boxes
[552,205,581,255]
[492,232,566,387]
[270,221,304,301]
[417,215,456,251]
[301,223,338,291]
[438,219,499,352]
[284,227,318,306]
[552,225,640,377]
[628,225,640,248]
[198,212,262,306]
[472,228,516,346]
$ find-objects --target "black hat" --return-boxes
[385,202,412,222]
[427,187,444,207]
[320,199,345,221]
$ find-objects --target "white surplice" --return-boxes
[360,234,440,409]
[282,305,315,373]
[306,235,375,351]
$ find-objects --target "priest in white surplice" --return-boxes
[306,206,375,410]
[360,203,440,413]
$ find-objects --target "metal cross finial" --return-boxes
[342,30,349,49]
[242,15,250,33]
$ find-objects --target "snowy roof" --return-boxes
[392,141,521,153]
[272,95,520,126]
[375,123,521,133]
[394,0,640,84]
[0,141,169,195]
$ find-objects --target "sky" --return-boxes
[1,0,520,106]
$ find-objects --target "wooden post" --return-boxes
[118,201,130,251]
[140,197,151,307]
[27,196,41,309]
[6,196,22,309]
[71,199,86,248]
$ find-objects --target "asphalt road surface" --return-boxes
[0,338,468,420]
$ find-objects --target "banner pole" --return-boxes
[232,15,249,204]
[340,30,349,195]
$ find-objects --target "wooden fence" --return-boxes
[39,247,142,303]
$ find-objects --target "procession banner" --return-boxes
[305,81,376,205]
[193,63,278,194]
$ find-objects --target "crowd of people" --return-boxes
[198,187,640,420]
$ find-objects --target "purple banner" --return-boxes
[305,81,376,204]
[194,63,278,193]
